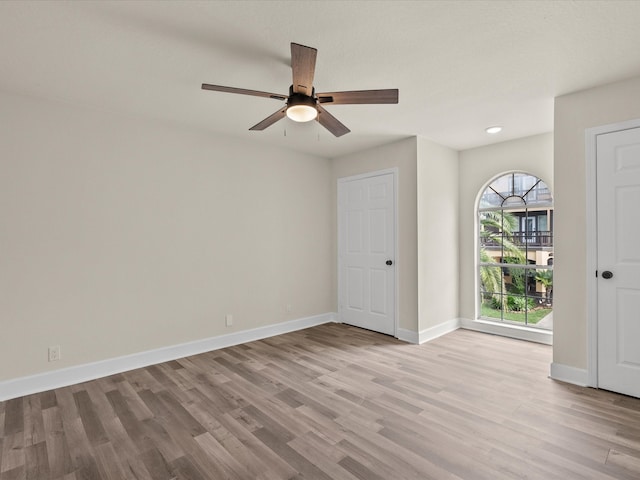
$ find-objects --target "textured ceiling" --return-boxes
[2,1,640,158]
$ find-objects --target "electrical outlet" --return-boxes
[48,345,61,362]
[285,304,293,313]
[225,314,233,327]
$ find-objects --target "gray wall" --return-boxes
[331,137,419,332]
[0,91,333,381]
[554,76,640,371]
[417,137,459,333]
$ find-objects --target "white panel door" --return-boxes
[338,172,395,336]
[597,126,640,398]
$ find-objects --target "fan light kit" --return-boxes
[286,105,317,122]
[202,42,398,137]
[286,95,318,122]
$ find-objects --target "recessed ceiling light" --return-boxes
[485,126,503,134]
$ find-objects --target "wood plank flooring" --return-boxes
[2,323,640,479]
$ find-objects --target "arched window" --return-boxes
[478,173,553,329]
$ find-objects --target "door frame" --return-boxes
[586,117,640,388]
[337,168,399,337]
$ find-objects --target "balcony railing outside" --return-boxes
[480,230,553,248]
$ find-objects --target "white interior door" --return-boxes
[338,171,396,336]
[597,126,640,398]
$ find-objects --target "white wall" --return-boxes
[0,91,333,382]
[331,137,418,332]
[417,137,459,333]
[458,133,554,321]
[554,76,640,371]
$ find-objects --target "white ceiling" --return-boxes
[2,1,640,158]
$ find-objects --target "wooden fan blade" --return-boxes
[249,107,287,131]
[202,84,287,101]
[316,104,350,137]
[316,89,399,105]
[291,43,317,96]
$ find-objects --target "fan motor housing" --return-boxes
[287,93,317,109]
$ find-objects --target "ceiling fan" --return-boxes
[202,42,399,137]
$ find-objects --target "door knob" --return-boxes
[602,270,614,279]
[386,260,393,266]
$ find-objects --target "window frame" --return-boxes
[477,172,554,329]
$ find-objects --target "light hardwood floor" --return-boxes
[2,323,640,479]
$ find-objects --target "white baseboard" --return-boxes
[459,317,553,346]
[396,318,461,344]
[396,328,419,344]
[418,318,461,344]
[0,312,336,402]
[549,362,589,387]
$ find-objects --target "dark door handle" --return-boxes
[602,270,613,279]
[386,260,393,266]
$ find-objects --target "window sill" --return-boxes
[459,318,553,345]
